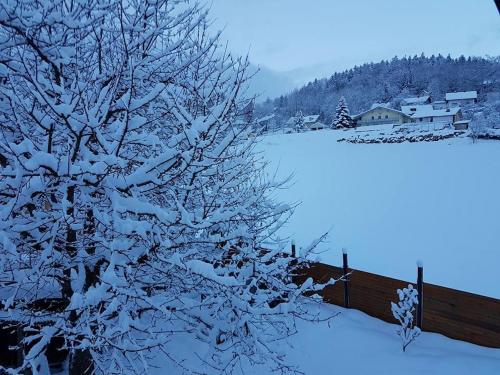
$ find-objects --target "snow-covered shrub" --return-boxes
[391,284,420,352]
[0,1,332,374]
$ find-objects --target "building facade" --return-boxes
[445,91,477,107]
[353,106,410,126]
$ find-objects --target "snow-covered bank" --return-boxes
[156,302,500,374]
[260,130,500,298]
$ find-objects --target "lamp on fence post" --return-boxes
[342,248,350,308]
[416,260,424,329]
[291,240,296,257]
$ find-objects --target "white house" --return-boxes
[353,106,410,126]
[302,115,326,130]
[445,91,477,107]
[410,107,461,124]
[286,114,326,131]
[255,114,276,133]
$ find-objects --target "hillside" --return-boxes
[259,130,500,298]
[255,54,500,125]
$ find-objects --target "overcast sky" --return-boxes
[210,0,500,75]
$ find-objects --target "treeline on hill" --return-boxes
[255,54,500,126]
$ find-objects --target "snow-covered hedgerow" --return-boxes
[0,1,331,374]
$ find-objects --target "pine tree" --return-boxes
[333,96,353,129]
[294,110,306,132]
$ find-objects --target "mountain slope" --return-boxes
[255,54,500,124]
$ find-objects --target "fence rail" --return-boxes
[293,257,500,348]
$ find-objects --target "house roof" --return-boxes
[454,119,471,124]
[445,91,477,101]
[286,114,320,125]
[401,104,433,116]
[303,115,320,123]
[410,107,461,119]
[256,114,275,123]
[402,96,430,105]
[353,106,409,119]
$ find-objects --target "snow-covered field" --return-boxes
[158,303,500,374]
[259,130,500,298]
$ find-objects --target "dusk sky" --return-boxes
[210,0,500,77]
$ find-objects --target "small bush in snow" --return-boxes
[391,284,421,352]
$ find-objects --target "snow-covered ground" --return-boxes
[259,129,500,298]
[157,303,500,374]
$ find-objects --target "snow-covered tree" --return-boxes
[0,1,332,374]
[333,97,353,129]
[391,284,421,352]
[294,110,305,132]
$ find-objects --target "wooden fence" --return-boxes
[293,257,500,348]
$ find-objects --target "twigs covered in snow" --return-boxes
[0,1,334,374]
[391,284,420,352]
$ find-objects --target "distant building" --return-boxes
[255,114,276,133]
[410,107,461,124]
[453,119,470,130]
[401,104,434,116]
[302,115,326,130]
[353,106,410,126]
[286,114,326,131]
[401,95,431,106]
[445,91,477,107]
[432,100,447,110]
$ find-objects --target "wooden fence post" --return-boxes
[291,240,296,257]
[342,248,350,308]
[416,260,423,329]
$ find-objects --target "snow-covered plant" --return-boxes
[391,284,421,352]
[333,96,353,129]
[0,1,332,374]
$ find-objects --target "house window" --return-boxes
[385,115,388,119]
[359,117,362,121]
[419,118,423,122]
[378,115,381,119]
[430,117,433,122]
[371,116,374,120]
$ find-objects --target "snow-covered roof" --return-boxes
[303,115,320,123]
[370,102,391,110]
[433,100,446,104]
[353,106,409,119]
[445,91,477,101]
[410,107,461,119]
[401,104,433,116]
[454,119,471,124]
[402,96,430,105]
[286,114,320,125]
